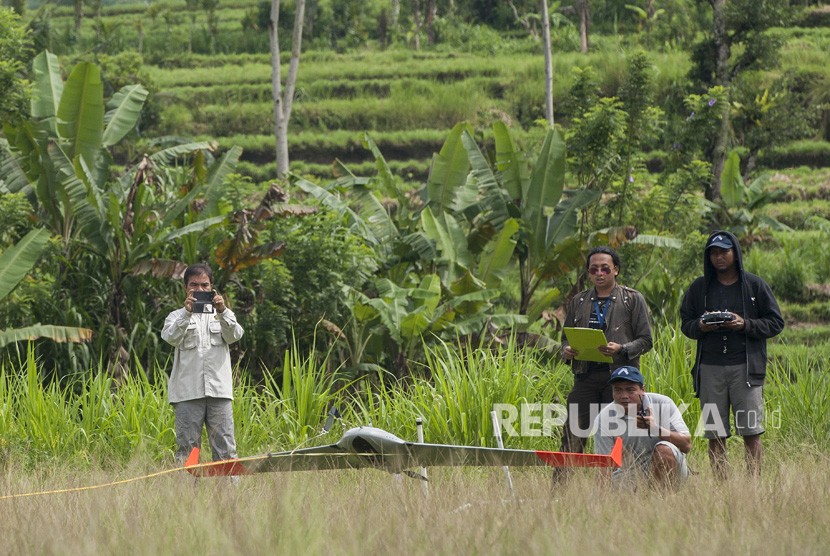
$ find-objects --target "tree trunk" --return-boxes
[136,18,143,53]
[541,0,554,127]
[94,0,103,43]
[579,0,589,54]
[412,0,422,50]
[711,0,730,86]
[507,0,538,39]
[425,0,437,45]
[305,0,317,37]
[269,0,306,176]
[390,0,400,30]
[74,0,83,38]
[708,0,730,201]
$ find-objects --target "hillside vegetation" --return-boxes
[17,0,830,180]
[1,0,829,377]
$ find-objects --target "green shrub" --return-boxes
[743,243,813,303]
[240,211,377,369]
[156,103,197,135]
[764,198,830,229]
[759,141,830,169]
[778,300,830,323]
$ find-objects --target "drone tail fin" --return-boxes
[534,437,624,468]
[610,437,623,468]
[184,447,201,475]
[183,447,249,477]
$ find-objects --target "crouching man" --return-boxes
[592,366,691,488]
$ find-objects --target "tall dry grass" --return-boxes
[2,452,829,554]
[2,322,828,553]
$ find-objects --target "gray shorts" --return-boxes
[612,441,689,487]
[699,363,765,439]
[174,397,237,462]
[650,441,690,483]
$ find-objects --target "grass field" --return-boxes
[1,324,829,553]
[3,448,829,554]
[4,8,830,550]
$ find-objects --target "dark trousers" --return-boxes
[560,371,613,453]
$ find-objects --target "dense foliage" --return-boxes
[1,1,829,395]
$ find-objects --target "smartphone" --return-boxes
[192,290,215,314]
[638,393,651,417]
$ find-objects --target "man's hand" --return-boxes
[598,342,622,356]
[212,290,226,313]
[721,312,745,331]
[636,408,659,435]
[184,289,226,313]
[698,319,720,332]
[562,345,577,360]
[184,290,195,312]
[699,312,744,332]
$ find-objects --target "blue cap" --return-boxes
[608,366,645,385]
[706,234,733,250]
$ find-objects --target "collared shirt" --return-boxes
[161,307,244,403]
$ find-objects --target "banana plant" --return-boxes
[624,3,665,37]
[429,122,598,320]
[1,51,239,371]
[212,183,318,288]
[0,229,92,348]
[346,273,526,377]
[713,150,791,240]
[292,136,526,375]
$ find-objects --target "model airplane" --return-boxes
[184,426,623,478]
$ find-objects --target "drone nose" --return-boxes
[351,436,378,454]
[350,435,383,466]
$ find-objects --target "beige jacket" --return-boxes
[161,308,244,403]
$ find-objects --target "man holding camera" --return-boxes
[593,366,691,488]
[161,263,245,463]
[680,231,783,479]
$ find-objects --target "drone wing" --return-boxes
[184,445,389,477]
[399,437,623,469]
[184,436,622,477]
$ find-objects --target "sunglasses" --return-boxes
[588,266,613,275]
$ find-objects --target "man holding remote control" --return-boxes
[680,231,783,479]
[161,263,245,464]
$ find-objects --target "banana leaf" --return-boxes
[426,122,472,211]
[0,228,51,300]
[31,51,63,124]
[57,61,104,169]
[0,325,92,348]
[102,84,149,147]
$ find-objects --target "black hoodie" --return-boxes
[679,230,785,396]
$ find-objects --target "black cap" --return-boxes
[706,234,734,250]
